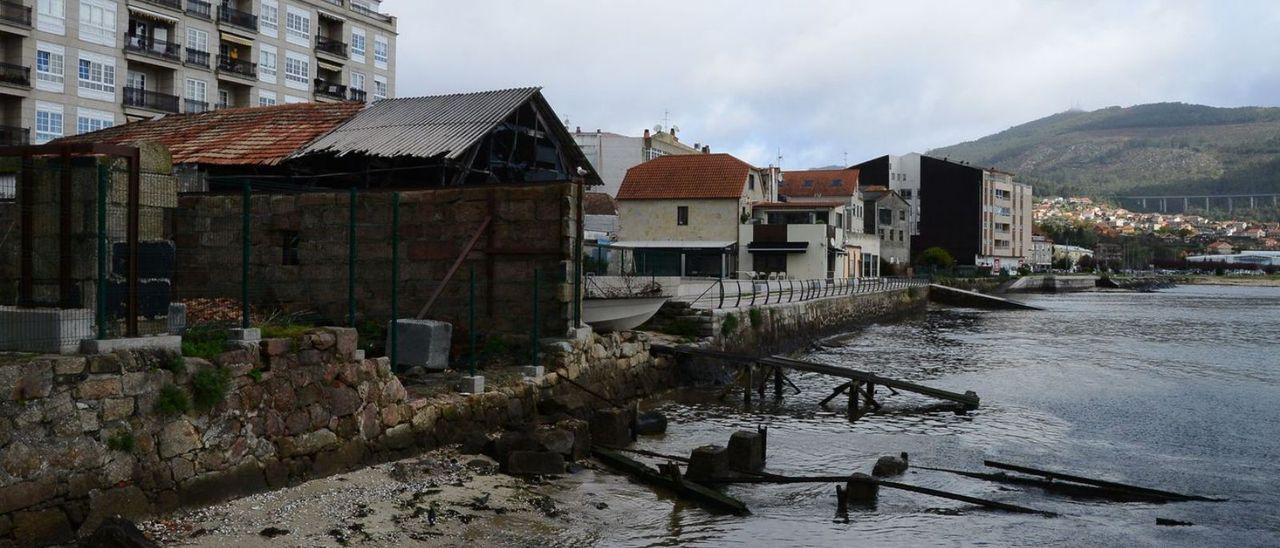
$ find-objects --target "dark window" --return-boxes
[748,174,756,190]
[803,179,814,187]
[899,210,906,221]
[677,206,689,226]
[754,252,787,274]
[282,230,300,265]
[832,179,843,187]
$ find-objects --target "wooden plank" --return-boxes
[983,460,1225,502]
[914,466,1169,502]
[698,475,1056,516]
[818,382,851,407]
[414,215,492,319]
[592,447,750,515]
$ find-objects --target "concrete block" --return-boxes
[388,319,451,371]
[0,306,93,354]
[228,328,261,342]
[167,303,187,335]
[457,375,484,395]
[506,450,565,475]
[589,407,632,448]
[353,349,366,361]
[517,365,544,379]
[685,445,729,482]
[727,430,765,473]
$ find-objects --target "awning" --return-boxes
[128,5,179,24]
[317,60,344,72]
[609,240,735,250]
[220,32,254,47]
[747,241,809,253]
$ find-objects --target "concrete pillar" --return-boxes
[726,430,765,473]
[844,473,879,505]
[686,445,729,481]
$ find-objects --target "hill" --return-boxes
[927,102,1280,198]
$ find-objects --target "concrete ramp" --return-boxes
[928,284,1043,310]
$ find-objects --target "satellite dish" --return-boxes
[671,125,680,134]
[653,124,664,133]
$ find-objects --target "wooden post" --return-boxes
[835,485,848,517]
[773,366,783,397]
[744,364,754,404]
[848,380,861,417]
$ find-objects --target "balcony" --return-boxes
[185,48,210,68]
[0,0,31,28]
[217,54,257,79]
[0,125,28,146]
[123,87,179,113]
[349,88,367,102]
[315,35,348,58]
[137,0,181,11]
[0,62,30,88]
[184,99,210,114]
[124,33,182,64]
[350,3,392,23]
[186,0,212,19]
[320,0,344,7]
[217,6,257,33]
[314,79,347,101]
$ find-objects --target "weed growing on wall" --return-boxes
[106,430,136,453]
[721,313,739,336]
[154,386,191,415]
[191,367,231,411]
[748,308,763,329]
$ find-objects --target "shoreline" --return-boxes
[1180,275,1280,287]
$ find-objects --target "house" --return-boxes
[1053,244,1094,266]
[615,153,775,277]
[740,200,863,279]
[859,186,912,271]
[778,168,880,278]
[1032,235,1054,271]
[572,127,711,196]
[1206,241,1234,255]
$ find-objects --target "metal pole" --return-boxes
[96,165,108,339]
[532,268,540,368]
[390,192,400,369]
[348,186,357,327]
[469,266,477,377]
[241,179,250,329]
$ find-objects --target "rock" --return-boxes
[260,526,291,538]
[54,356,88,375]
[685,445,729,482]
[77,376,124,400]
[12,362,53,400]
[12,508,72,546]
[280,429,339,457]
[81,486,151,537]
[589,408,632,448]
[100,398,136,422]
[506,451,565,475]
[491,431,541,462]
[0,480,58,514]
[382,423,414,450]
[727,430,764,473]
[634,411,668,435]
[871,452,909,477]
[328,386,362,417]
[844,473,879,504]
[158,420,202,459]
[466,455,499,475]
[460,431,492,455]
[261,338,292,357]
[534,429,576,458]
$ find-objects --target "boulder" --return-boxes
[534,428,576,458]
[844,473,879,505]
[871,452,909,477]
[506,451,565,475]
[589,408,632,448]
[634,411,668,435]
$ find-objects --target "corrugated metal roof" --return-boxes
[296,87,542,160]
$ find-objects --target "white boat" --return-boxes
[582,296,669,332]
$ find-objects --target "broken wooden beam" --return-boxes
[915,466,1171,502]
[983,460,1225,502]
[592,447,750,516]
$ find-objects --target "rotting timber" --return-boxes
[652,345,980,418]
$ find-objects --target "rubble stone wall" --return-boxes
[711,286,928,355]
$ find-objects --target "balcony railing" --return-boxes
[320,0,343,6]
[218,6,257,32]
[0,0,32,27]
[314,79,347,100]
[217,54,257,78]
[315,35,348,57]
[0,62,30,87]
[137,0,181,11]
[186,48,210,68]
[0,125,28,146]
[184,99,210,114]
[350,3,392,22]
[123,87,180,113]
[186,0,212,19]
[124,33,182,63]
[349,88,367,102]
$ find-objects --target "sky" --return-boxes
[380,0,1280,170]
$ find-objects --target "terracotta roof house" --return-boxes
[778,168,860,198]
[614,153,776,277]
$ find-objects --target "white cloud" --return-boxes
[382,0,1280,169]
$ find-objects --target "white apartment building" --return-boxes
[977,169,1033,269]
[0,0,396,145]
[572,127,711,197]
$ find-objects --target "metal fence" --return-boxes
[679,276,929,310]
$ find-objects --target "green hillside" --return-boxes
[927,103,1280,198]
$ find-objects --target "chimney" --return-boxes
[702,145,710,154]
[643,129,650,138]
[575,126,581,133]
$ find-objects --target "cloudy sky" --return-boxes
[380,0,1280,169]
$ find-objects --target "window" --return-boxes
[372,75,387,100]
[284,94,307,104]
[217,89,230,109]
[37,0,65,34]
[258,90,277,106]
[76,107,114,135]
[260,0,279,37]
[281,231,300,265]
[832,178,843,187]
[802,179,813,188]
[748,173,755,191]
[283,50,308,90]
[900,189,912,200]
[677,206,689,226]
[350,71,364,91]
[373,35,388,69]
[77,52,116,102]
[35,102,64,144]
[285,5,311,46]
[899,210,906,221]
[186,28,209,53]
[185,78,207,102]
[35,42,65,92]
[350,27,365,62]
[259,45,277,83]
[78,0,117,47]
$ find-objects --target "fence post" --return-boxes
[532,268,540,368]
[390,192,400,369]
[240,180,250,329]
[96,165,108,339]
[469,266,477,377]
[348,186,357,327]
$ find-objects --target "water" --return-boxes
[559,285,1280,547]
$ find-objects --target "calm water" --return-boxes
[559,285,1280,547]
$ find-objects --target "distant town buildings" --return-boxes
[1034,197,1280,254]
[572,127,710,197]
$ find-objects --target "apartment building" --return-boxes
[572,127,711,197]
[0,0,396,146]
[978,168,1033,270]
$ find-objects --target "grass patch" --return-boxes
[748,308,763,329]
[260,323,314,339]
[191,366,231,411]
[182,326,228,360]
[161,353,187,375]
[660,317,702,340]
[248,367,263,383]
[154,385,190,415]
[720,313,739,336]
[106,430,135,453]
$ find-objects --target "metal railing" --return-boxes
[681,276,929,310]
[217,54,257,78]
[315,35,348,57]
[185,48,210,68]
[123,87,180,113]
[186,0,212,19]
[349,88,367,102]
[0,62,30,87]
[124,33,182,62]
[0,125,28,146]
[218,5,257,32]
[184,99,210,114]
[0,0,32,27]
[137,0,181,10]
[314,79,347,100]
[320,0,343,6]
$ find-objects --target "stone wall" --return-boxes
[0,325,667,547]
[169,182,581,346]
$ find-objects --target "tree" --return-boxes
[1077,255,1097,273]
[915,247,955,270]
[1053,257,1074,271]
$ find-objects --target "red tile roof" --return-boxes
[617,153,754,200]
[779,168,859,198]
[56,102,366,166]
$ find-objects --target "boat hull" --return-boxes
[582,297,669,332]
